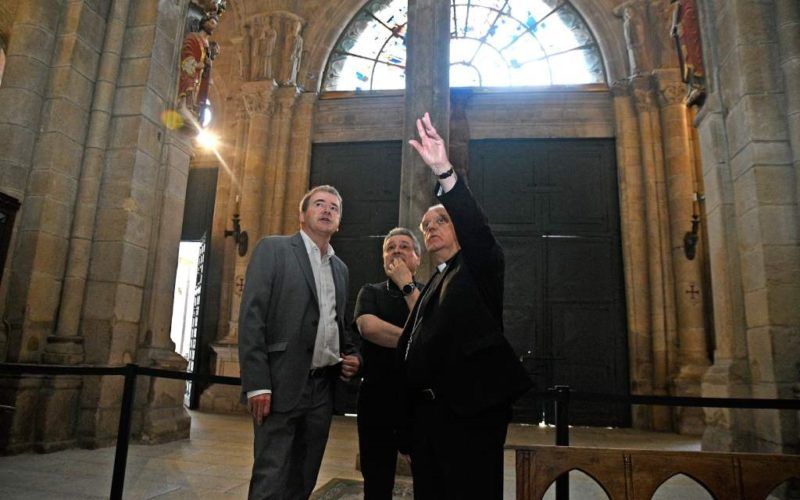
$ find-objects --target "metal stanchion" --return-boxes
[553,385,571,500]
[110,363,138,499]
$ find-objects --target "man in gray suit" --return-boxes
[239,185,361,500]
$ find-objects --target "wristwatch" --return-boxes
[401,282,416,295]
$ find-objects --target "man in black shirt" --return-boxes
[353,227,422,499]
[398,113,532,499]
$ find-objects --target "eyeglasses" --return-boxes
[420,215,450,233]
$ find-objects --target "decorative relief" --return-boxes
[658,81,686,106]
[611,79,632,97]
[238,84,273,117]
[670,0,706,106]
[632,78,656,111]
[236,11,305,87]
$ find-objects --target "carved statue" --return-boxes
[178,13,219,122]
[670,0,706,106]
[621,2,652,76]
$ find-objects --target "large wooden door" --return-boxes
[310,141,402,414]
[469,139,630,427]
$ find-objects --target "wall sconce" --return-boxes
[225,195,248,257]
[683,192,703,260]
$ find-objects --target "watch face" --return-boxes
[402,283,414,295]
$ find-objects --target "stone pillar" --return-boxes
[696,92,754,451]
[136,132,194,443]
[280,91,317,233]
[77,0,188,448]
[612,79,655,428]
[655,69,710,435]
[399,0,450,274]
[200,82,274,413]
[261,86,300,236]
[631,76,676,431]
[36,0,131,454]
[699,0,800,453]
[774,0,800,223]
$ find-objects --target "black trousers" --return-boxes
[409,398,511,500]
[357,381,400,500]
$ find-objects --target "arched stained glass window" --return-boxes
[323,0,605,91]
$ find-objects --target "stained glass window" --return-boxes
[323,0,604,91]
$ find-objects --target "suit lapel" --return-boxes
[291,232,318,304]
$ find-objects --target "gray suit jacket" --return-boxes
[238,232,358,412]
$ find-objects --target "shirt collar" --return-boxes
[300,229,335,259]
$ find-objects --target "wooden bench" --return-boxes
[513,445,800,499]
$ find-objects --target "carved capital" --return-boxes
[658,81,686,106]
[631,76,656,111]
[238,84,274,117]
[611,79,632,97]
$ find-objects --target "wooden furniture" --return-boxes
[513,445,800,499]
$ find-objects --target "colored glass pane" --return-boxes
[323,0,604,91]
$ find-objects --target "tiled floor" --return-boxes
[0,410,701,499]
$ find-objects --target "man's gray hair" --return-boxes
[299,185,342,214]
[384,227,421,256]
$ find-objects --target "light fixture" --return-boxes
[196,129,219,150]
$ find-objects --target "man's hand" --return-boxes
[408,112,452,175]
[247,393,271,426]
[340,354,360,381]
[386,258,412,288]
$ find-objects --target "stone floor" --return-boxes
[0,410,705,499]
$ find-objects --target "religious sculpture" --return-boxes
[670,0,706,106]
[621,2,652,76]
[178,13,220,124]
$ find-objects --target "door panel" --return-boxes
[310,141,402,415]
[470,139,629,427]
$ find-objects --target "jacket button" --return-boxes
[311,320,318,327]
[306,347,313,353]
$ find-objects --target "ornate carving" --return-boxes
[632,77,656,110]
[238,85,273,117]
[658,81,686,105]
[238,11,305,87]
[611,79,632,97]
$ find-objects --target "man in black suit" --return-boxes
[397,113,532,499]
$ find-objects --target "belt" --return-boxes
[309,366,333,378]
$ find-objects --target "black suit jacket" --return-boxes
[397,178,532,417]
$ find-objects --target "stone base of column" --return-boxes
[701,359,755,451]
[673,362,710,435]
[198,342,245,414]
[0,375,43,454]
[136,347,191,444]
[199,383,248,414]
[41,336,85,365]
[35,375,82,452]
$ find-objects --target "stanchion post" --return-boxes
[554,385,571,500]
[110,363,138,499]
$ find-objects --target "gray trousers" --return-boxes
[248,376,333,500]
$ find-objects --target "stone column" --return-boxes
[280,91,317,233]
[774,0,800,223]
[699,0,800,453]
[655,69,710,435]
[631,75,675,431]
[136,132,193,443]
[399,0,450,275]
[262,86,300,236]
[612,79,655,428]
[200,82,274,413]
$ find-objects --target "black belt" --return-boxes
[309,366,334,378]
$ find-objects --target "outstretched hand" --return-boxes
[408,112,452,175]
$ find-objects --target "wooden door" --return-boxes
[310,141,403,414]
[469,139,630,427]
